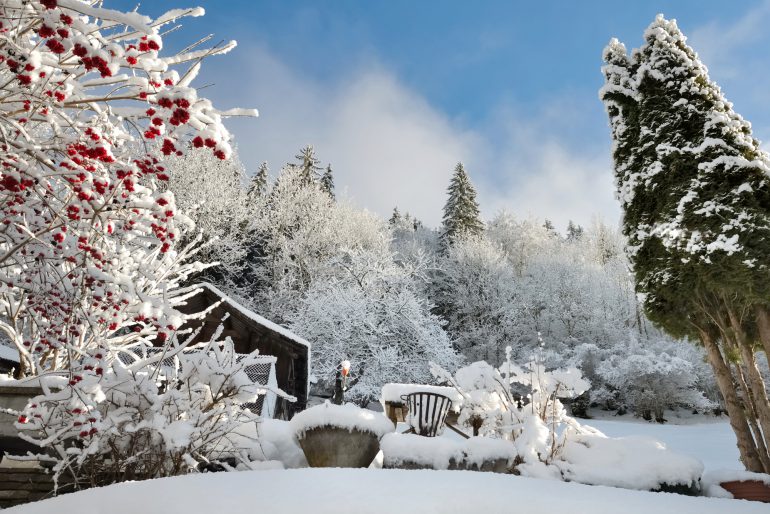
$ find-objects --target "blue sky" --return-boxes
[114,0,770,229]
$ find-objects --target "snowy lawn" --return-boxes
[8,468,768,514]
[583,416,740,471]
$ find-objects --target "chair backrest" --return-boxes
[401,392,452,437]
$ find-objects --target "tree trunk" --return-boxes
[732,359,770,472]
[726,307,770,457]
[755,305,770,358]
[699,329,765,472]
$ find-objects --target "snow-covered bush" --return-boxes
[431,345,592,472]
[14,331,292,490]
[596,340,714,421]
[0,1,255,376]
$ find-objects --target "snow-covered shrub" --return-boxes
[14,331,292,490]
[0,1,255,376]
[596,340,714,421]
[431,345,593,472]
[556,433,704,492]
[381,433,517,471]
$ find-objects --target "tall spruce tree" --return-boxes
[293,145,323,185]
[248,162,269,198]
[440,163,484,247]
[601,15,770,472]
[320,165,335,199]
[389,207,402,226]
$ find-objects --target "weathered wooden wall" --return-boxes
[178,285,309,417]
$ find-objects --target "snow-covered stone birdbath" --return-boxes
[291,402,395,468]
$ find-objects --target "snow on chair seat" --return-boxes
[402,391,452,437]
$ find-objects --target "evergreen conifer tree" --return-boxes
[248,162,269,198]
[601,14,770,472]
[440,163,484,247]
[293,145,323,185]
[566,221,584,241]
[320,165,335,199]
[389,207,402,226]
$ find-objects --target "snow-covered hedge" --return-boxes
[380,433,516,471]
[290,402,395,439]
[556,434,704,491]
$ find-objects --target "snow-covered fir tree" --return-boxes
[248,162,270,198]
[292,145,324,185]
[320,165,335,199]
[440,163,484,247]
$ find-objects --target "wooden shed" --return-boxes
[178,283,310,419]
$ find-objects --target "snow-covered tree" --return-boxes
[291,145,323,185]
[433,236,521,363]
[0,1,255,376]
[248,162,269,198]
[163,150,253,287]
[440,163,484,247]
[290,247,459,405]
[601,15,770,472]
[320,165,335,199]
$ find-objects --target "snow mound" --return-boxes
[557,433,704,491]
[290,402,394,438]
[381,433,516,470]
[9,468,769,514]
[380,383,464,412]
[702,469,770,498]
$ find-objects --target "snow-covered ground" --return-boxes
[583,416,740,471]
[9,468,767,514]
[8,414,758,513]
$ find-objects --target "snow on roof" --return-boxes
[197,282,311,350]
[290,401,395,438]
[0,343,19,363]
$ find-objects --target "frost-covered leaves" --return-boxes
[0,1,255,374]
[600,14,770,335]
[15,334,291,488]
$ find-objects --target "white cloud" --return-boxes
[203,45,618,230]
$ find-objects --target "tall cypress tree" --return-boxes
[601,14,770,472]
[440,163,484,247]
